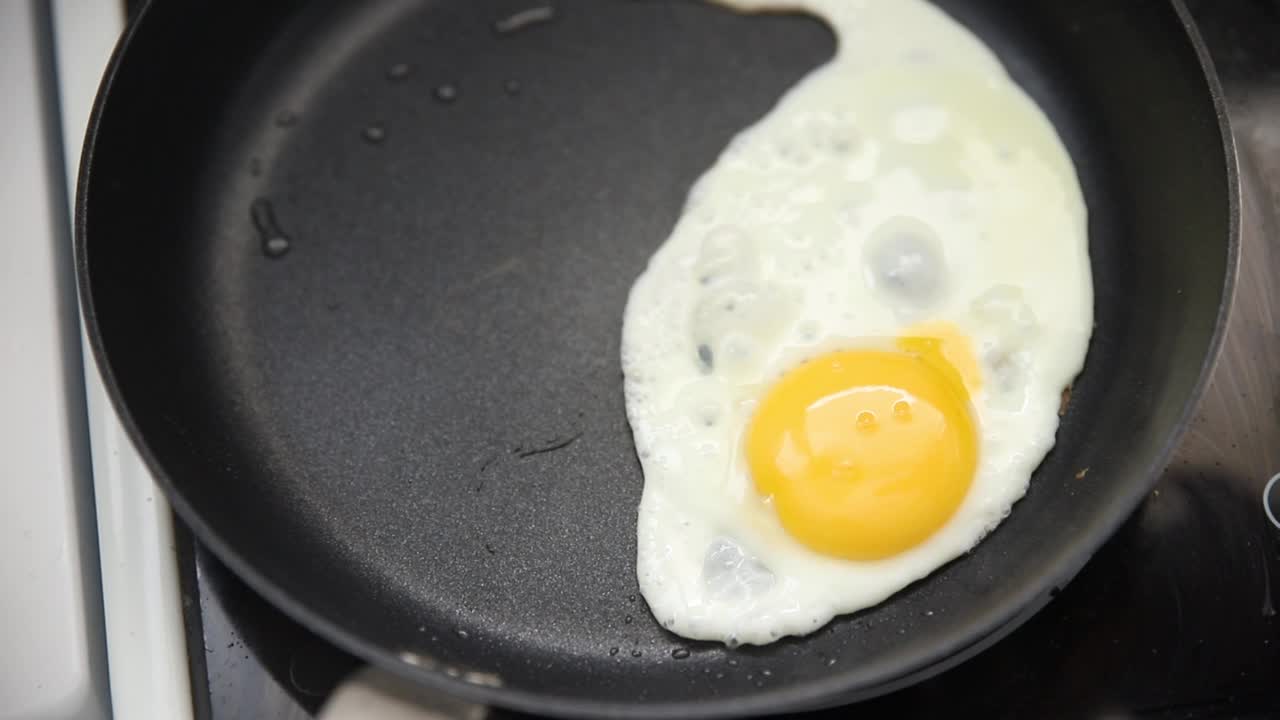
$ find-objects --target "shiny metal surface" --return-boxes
[1176,0,1280,529]
[188,2,1280,717]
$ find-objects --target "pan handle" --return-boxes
[317,667,488,720]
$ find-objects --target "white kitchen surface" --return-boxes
[0,2,108,718]
[50,0,197,716]
[1,1,193,718]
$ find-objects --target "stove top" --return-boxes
[179,2,1280,717]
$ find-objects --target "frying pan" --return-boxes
[76,0,1237,717]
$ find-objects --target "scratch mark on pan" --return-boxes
[287,654,321,696]
[518,433,582,458]
[443,256,524,299]
[494,6,556,34]
[474,453,500,492]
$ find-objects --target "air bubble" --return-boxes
[609,647,619,656]
[386,63,411,81]
[362,125,387,144]
[672,648,691,660]
[697,344,714,373]
[703,538,775,605]
[864,216,946,308]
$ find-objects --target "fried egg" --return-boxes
[620,0,1093,645]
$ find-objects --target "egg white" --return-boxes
[621,0,1093,645]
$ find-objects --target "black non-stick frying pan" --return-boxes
[77,0,1236,717]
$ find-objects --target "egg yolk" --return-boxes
[745,337,978,561]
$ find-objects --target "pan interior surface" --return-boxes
[81,0,1232,714]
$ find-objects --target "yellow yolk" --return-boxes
[745,336,978,561]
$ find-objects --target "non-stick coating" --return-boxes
[78,0,1234,716]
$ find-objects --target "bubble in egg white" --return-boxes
[695,226,757,286]
[703,538,776,606]
[864,216,947,310]
[972,284,1038,330]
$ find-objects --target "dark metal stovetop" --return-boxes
[178,2,1280,717]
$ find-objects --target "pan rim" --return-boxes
[74,0,1241,717]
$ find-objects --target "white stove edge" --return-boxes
[51,1,196,719]
[1,3,107,718]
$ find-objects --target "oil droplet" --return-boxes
[672,648,690,660]
[825,658,838,667]
[623,615,633,624]
[893,400,912,420]
[627,594,636,602]
[362,125,386,144]
[504,79,522,96]
[493,6,556,34]
[455,629,470,639]
[434,84,459,103]
[762,669,772,677]
[728,659,739,667]
[715,672,725,680]
[856,411,878,431]
[609,647,619,656]
[250,199,292,259]
[274,110,298,128]
[386,63,411,81]
[263,237,290,258]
